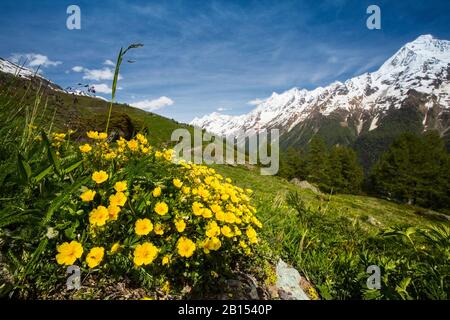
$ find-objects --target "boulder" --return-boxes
[290,179,321,194]
[275,259,310,300]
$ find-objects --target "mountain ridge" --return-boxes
[191,34,450,169]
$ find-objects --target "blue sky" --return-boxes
[1,0,450,123]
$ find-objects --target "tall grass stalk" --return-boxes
[105,43,143,134]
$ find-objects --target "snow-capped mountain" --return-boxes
[0,58,106,100]
[191,35,450,152]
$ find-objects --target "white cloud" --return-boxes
[72,66,84,72]
[103,59,115,66]
[82,67,122,81]
[131,96,174,112]
[91,83,113,94]
[10,53,61,68]
[247,98,265,106]
[217,107,231,112]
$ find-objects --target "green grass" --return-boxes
[213,164,440,230]
[212,164,449,299]
[0,72,192,146]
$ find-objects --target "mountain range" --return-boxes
[191,35,450,169]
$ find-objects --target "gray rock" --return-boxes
[275,259,310,300]
[367,215,382,226]
[290,179,321,194]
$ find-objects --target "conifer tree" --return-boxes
[305,135,331,190]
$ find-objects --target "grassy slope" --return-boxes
[0,72,192,146]
[212,164,439,230]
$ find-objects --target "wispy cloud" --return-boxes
[10,53,61,68]
[131,96,174,112]
[91,83,113,94]
[247,98,265,106]
[103,59,115,66]
[70,65,122,81]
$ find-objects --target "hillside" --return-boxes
[192,35,450,169]
[0,60,191,146]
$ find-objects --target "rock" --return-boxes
[275,259,310,300]
[367,215,382,226]
[290,179,321,194]
[415,209,450,222]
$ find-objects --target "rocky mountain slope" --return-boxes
[191,35,450,169]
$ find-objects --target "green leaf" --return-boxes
[62,159,84,175]
[41,177,89,226]
[32,165,53,183]
[41,131,61,174]
[17,152,31,182]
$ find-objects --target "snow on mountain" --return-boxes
[0,57,45,79]
[0,57,108,101]
[191,35,450,138]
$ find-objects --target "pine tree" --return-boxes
[370,131,450,210]
[305,135,331,190]
[279,147,307,180]
[329,146,364,194]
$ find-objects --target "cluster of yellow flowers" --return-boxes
[79,131,154,163]
[54,131,262,277]
[51,132,66,148]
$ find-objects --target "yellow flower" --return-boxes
[127,139,139,151]
[173,178,183,188]
[239,240,248,249]
[174,219,186,233]
[246,227,258,244]
[109,192,127,207]
[135,218,153,236]
[86,247,104,268]
[87,131,99,139]
[203,237,221,253]
[80,189,96,202]
[192,201,204,216]
[114,181,127,192]
[110,242,121,254]
[79,144,92,153]
[103,151,117,160]
[154,202,169,216]
[89,206,109,227]
[133,242,159,266]
[205,221,221,238]
[224,212,236,224]
[162,255,170,266]
[177,237,196,258]
[252,217,263,228]
[56,241,83,266]
[136,133,148,145]
[201,208,213,219]
[155,151,162,158]
[163,149,173,161]
[210,204,222,214]
[154,223,164,235]
[215,210,225,222]
[108,205,120,220]
[98,132,108,140]
[92,170,108,184]
[182,186,191,194]
[221,225,234,238]
[152,186,162,197]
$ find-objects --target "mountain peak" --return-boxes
[191,35,450,140]
[404,34,450,58]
